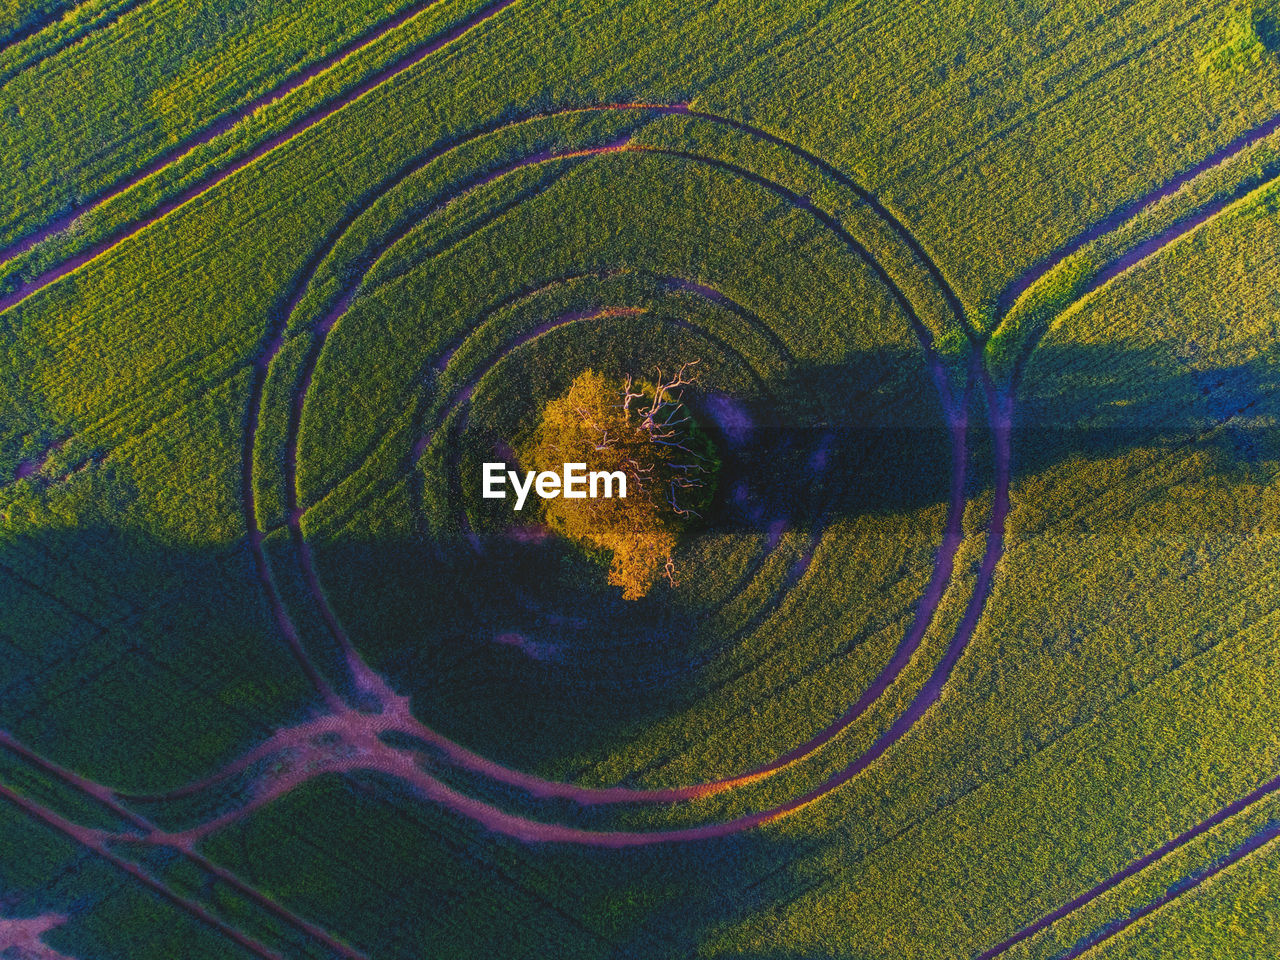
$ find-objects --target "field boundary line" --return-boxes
[0,729,369,959]
[978,768,1280,959]
[0,780,284,960]
[0,0,521,316]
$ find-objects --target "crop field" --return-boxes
[1,0,1279,956]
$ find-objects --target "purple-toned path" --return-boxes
[0,911,74,960]
[246,117,982,833]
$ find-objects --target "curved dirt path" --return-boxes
[268,132,973,808]
[5,106,1000,851]
[122,368,1004,847]
[242,323,347,712]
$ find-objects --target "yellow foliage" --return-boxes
[521,370,713,599]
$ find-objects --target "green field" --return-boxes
[2,0,1279,957]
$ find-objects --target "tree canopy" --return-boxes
[520,365,718,599]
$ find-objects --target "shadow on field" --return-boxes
[1255,0,1280,54]
[2,342,1276,788]
[0,526,318,794]
[1014,340,1280,506]
[185,757,851,958]
[250,339,1279,781]
[1,339,1277,956]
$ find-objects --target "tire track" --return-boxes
[235,119,682,716]
[977,770,1280,959]
[268,133,973,807]
[3,106,995,847]
[1061,823,1280,959]
[113,379,1001,846]
[0,910,71,960]
[0,729,369,959]
[0,82,964,370]
[243,322,347,712]
[0,781,283,960]
[0,0,86,58]
[998,107,1280,320]
[37,403,997,849]
[0,0,449,252]
[0,0,524,315]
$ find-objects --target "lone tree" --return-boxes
[521,363,718,599]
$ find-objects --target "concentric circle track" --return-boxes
[231,103,1002,844]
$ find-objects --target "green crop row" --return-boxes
[0,0,77,48]
[1088,834,1280,960]
[0,0,427,250]
[988,123,1280,380]
[0,0,151,90]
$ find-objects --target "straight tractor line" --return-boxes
[978,769,1280,959]
[0,779,285,960]
[0,729,370,959]
[0,0,449,260]
[1061,823,1280,959]
[0,0,524,315]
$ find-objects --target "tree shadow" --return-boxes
[1255,0,1280,54]
[192,764,867,959]
[0,527,317,795]
[3,341,1276,790]
[2,339,1277,957]
[1013,339,1280,502]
